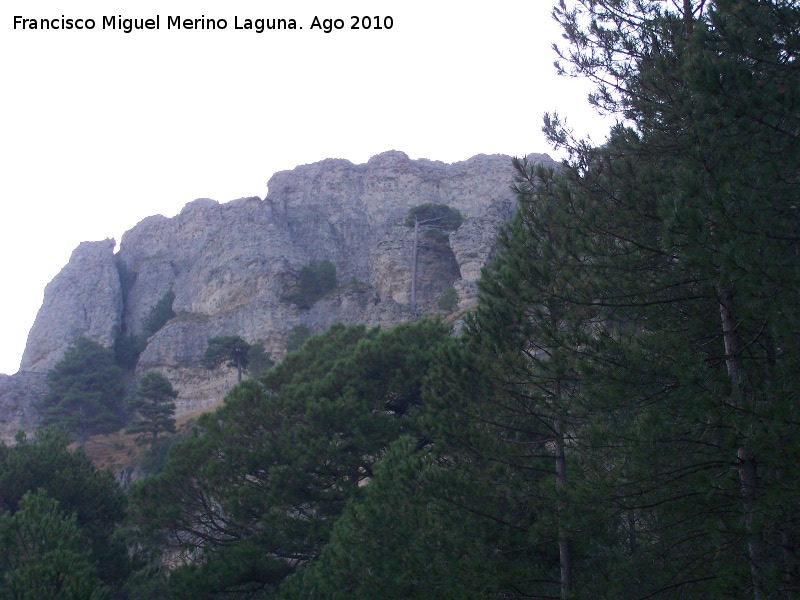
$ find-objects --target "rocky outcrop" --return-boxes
[451,197,515,281]
[3,151,557,441]
[20,239,122,373]
[0,372,48,439]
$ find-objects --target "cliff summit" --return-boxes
[2,150,556,440]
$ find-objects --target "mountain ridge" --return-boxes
[1,150,557,441]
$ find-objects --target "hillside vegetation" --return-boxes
[2,2,799,598]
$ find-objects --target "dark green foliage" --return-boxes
[125,372,177,445]
[285,323,312,353]
[128,321,454,597]
[314,259,337,293]
[0,429,129,588]
[405,204,462,317]
[405,203,463,230]
[296,265,317,306]
[437,287,458,312]
[38,337,125,445]
[246,341,274,379]
[284,260,338,308]
[542,2,800,596]
[138,434,181,476]
[115,259,137,302]
[111,4,800,597]
[114,332,147,370]
[426,298,579,597]
[134,541,295,600]
[142,290,175,336]
[282,436,497,599]
[202,335,250,382]
[421,226,451,246]
[0,490,106,600]
[413,2,800,597]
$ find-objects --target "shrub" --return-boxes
[438,287,459,312]
[114,332,147,370]
[315,260,337,294]
[284,261,338,308]
[143,290,176,335]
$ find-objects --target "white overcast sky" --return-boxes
[0,0,612,375]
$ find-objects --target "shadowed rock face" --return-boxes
[5,151,556,439]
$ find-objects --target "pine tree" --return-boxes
[286,261,338,308]
[314,259,337,295]
[246,341,274,379]
[536,1,800,596]
[281,436,493,599]
[405,204,463,316]
[125,371,177,444]
[285,323,312,353]
[128,321,455,597]
[423,3,800,596]
[427,158,616,597]
[202,336,250,382]
[0,429,129,588]
[38,337,125,446]
[0,490,106,600]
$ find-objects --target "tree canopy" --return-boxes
[38,337,126,445]
[125,371,178,444]
[437,286,458,312]
[404,203,463,230]
[127,320,455,597]
[283,260,338,309]
[17,3,800,598]
[202,336,251,382]
[246,341,274,379]
[285,323,312,353]
[417,2,800,597]
[0,490,106,600]
[0,429,129,589]
[287,2,800,598]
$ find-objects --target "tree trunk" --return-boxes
[719,286,743,391]
[738,447,763,600]
[627,508,637,555]
[719,286,763,600]
[555,413,571,598]
[552,361,571,598]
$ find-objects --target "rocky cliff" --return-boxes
[1,150,556,441]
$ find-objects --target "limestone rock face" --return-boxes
[6,151,557,438]
[20,239,122,373]
[0,372,48,442]
[451,198,515,282]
